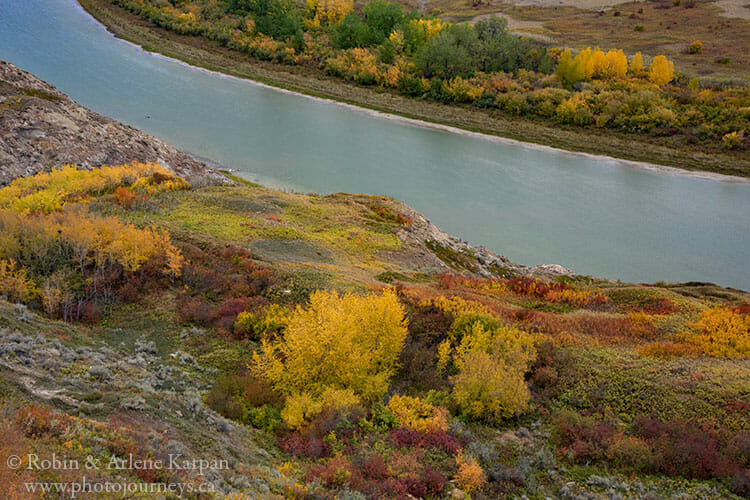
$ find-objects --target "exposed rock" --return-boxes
[366,195,573,279]
[0,61,232,187]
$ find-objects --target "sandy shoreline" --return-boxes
[74,0,750,185]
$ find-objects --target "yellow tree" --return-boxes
[629,51,644,76]
[648,55,674,85]
[306,0,353,26]
[448,321,536,421]
[252,289,408,400]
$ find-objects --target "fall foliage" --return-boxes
[648,55,675,86]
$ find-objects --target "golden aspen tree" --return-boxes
[629,51,644,75]
[648,55,674,85]
[447,320,536,421]
[252,289,408,401]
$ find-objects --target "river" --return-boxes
[1,0,748,289]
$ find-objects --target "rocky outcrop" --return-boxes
[346,194,572,279]
[0,61,231,187]
[396,200,572,279]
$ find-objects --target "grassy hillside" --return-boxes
[1,164,748,499]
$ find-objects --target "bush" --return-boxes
[252,289,408,401]
[606,436,658,473]
[205,371,281,421]
[386,395,449,433]
[722,130,744,150]
[279,432,331,458]
[679,306,750,358]
[554,410,615,462]
[15,406,72,438]
[454,452,486,492]
[449,321,536,421]
[648,55,675,85]
[0,259,36,303]
[633,417,738,479]
[245,405,284,432]
[234,304,290,339]
[281,387,360,430]
[688,40,703,54]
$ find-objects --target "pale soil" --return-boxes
[504,0,631,9]
[714,0,750,19]
[469,11,545,30]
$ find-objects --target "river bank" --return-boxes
[77,0,750,179]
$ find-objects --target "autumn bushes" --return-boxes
[678,306,750,358]
[0,164,188,320]
[0,162,187,214]
[554,410,750,490]
[252,289,408,429]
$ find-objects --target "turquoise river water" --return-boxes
[1,0,748,289]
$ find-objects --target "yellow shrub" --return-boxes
[235,304,291,339]
[306,0,353,25]
[722,131,743,150]
[0,163,187,214]
[252,289,408,401]
[0,259,36,303]
[454,452,485,492]
[679,307,750,358]
[638,342,699,360]
[442,77,484,103]
[421,296,490,317]
[386,395,449,433]
[0,208,183,276]
[450,322,536,420]
[281,387,360,430]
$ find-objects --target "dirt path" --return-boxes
[469,12,545,30]
[506,0,631,8]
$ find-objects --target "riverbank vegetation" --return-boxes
[91,0,750,167]
[1,164,749,498]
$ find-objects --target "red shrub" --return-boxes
[389,427,461,453]
[633,417,739,479]
[390,427,422,448]
[423,430,461,454]
[363,454,389,480]
[554,411,615,462]
[408,305,453,336]
[422,465,447,496]
[15,406,71,438]
[177,295,217,325]
[279,433,330,459]
[631,298,679,315]
[306,454,355,487]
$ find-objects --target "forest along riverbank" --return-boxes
[77,0,750,178]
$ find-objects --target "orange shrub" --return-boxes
[639,342,700,360]
[679,307,750,358]
[454,452,485,492]
[15,406,72,439]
